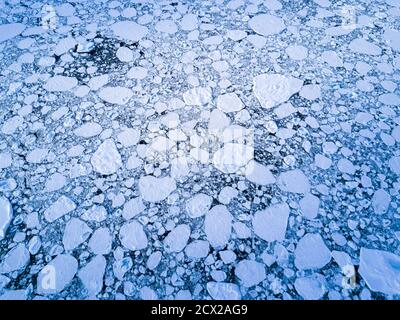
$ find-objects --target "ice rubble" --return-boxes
[90,139,122,175]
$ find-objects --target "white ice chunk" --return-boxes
[295,274,326,300]
[147,251,162,270]
[371,189,391,215]
[44,76,78,92]
[89,227,112,255]
[248,14,285,36]
[122,197,145,220]
[0,152,11,169]
[286,45,308,60]
[26,148,48,164]
[117,128,140,147]
[45,172,66,192]
[116,46,133,62]
[235,260,266,287]
[0,23,25,42]
[213,143,254,174]
[127,66,148,80]
[155,20,178,34]
[111,21,148,42]
[253,74,303,109]
[359,248,400,295]
[277,169,310,194]
[37,254,78,295]
[0,197,13,240]
[119,221,148,251]
[349,38,381,56]
[98,86,133,105]
[81,205,107,222]
[295,233,331,270]
[139,175,176,202]
[180,13,198,31]
[0,243,30,274]
[186,193,213,218]
[253,203,289,242]
[91,139,122,175]
[78,255,106,298]
[300,84,321,100]
[245,160,276,185]
[207,282,241,300]
[183,87,212,106]
[74,122,102,138]
[44,195,76,223]
[299,194,320,219]
[205,205,232,248]
[185,240,209,259]
[164,224,191,253]
[63,218,92,251]
[217,93,244,113]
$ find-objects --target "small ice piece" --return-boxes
[337,158,356,175]
[0,152,11,169]
[383,29,400,51]
[140,286,158,300]
[127,66,148,80]
[379,93,400,105]
[44,195,76,223]
[116,46,133,62]
[217,93,244,113]
[91,139,122,175]
[253,203,289,242]
[44,76,78,92]
[300,84,321,101]
[117,128,140,147]
[88,74,109,91]
[253,74,303,109]
[274,102,296,119]
[359,248,400,295]
[208,109,230,130]
[119,221,148,251]
[111,21,148,42]
[0,197,13,240]
[139,175,176,203]
[185,240,209,259]
[388,156,400,175]
[0,23,26,42]
[155,20,178,34]
[371,189,391,215]
[321,50,343,67]
[248,14,285,36]
[89,228,112,255]
[245,160,276,185]
[295,233,331,270]
[74,122,102,138]
[0,244,30,274]
[78,255,106,298]
[26,148,48,164]
[218,186,238,205]
[37,254,78,295]
[213,143,254,174]
[180,13,198,31]
[63,218,92,251]
[277,169,310,194]
[206,282,241,300]
[147,251,162,270]
[98,86,133,105]
[81,205,107,222]
[183,87,212,105]
[205,205,232,248]
[186,193,213,218]
[45,172,66,192]
[235,260,266,287]
[349,38,381,56]
[295,274,326,300]
[122,197,145,220]
[286,45,308,60]
[299,194,320,219]
[164,224,191,253]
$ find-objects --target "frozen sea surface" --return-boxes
[0,0,400,300]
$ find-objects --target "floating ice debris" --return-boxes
[213,143,254,174]
[183,87,212,106]
[0,23,25,42]
[74,122,102,138]
[37,254,78,295]
[217,93,244,113]
[89,228,112,255]
[0,197,12,240]
[295,274,326,300]
[111,21,148,42]
[277,169,310,194]
[299,194,320,219]
[348,38,382,56]
[248,14,285,36]
[371,189,391,215]
[245,160,276,185]
[122,197,145,220]
[185,240,209,259]
[0,243,30,274]
[98,86,133,105]
[205,205,232,248]
[78,255,106,298]
[294,233,331,270]
[207,282,241,300]
[155,20,178,34]
[62,218,92,251]
[164,224,191,253]
[253,74,303,109]
[253,203,290,242]
[138,175,176,203]
[119,221,148,251]
[186,193,213,218]
[44,195,76,223]
[44,76,78,92]
[359,248,400,295]
[235,260,266,287]
[91,139,122,175]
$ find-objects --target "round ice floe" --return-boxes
[286,45,308,60]
[98,86,133,105]
[253,203,290,242]
[62,218,92,251]
[155,20,178,34]
[183,87,212,105]
[164,224,191,253]
[89,228,112,255]
[1,116,23,135]
[180,13,198,31]
[300,84,321,100]
[138,175,176,202]
[127,66,148,80]
[204,205,232,248]
[44,196,76,223]
[78,255,106,298]
[74,122,102,138]
[117,128,140,147]
[245,160,276,185]
[90,139,122,175]
[277,169,310,194]
[185,240,210,259]
[294,233,331,270]
[371,189,391,215]
[348,38,381,56]
[299,194,320,219]
[0,152,11,169]
[0,243,29,274]
[0,23,26,42]
[235,260,266,287]
[37,254,78,295]
[217,93,244,113]
[253,74,303,109]
[44,76,78,92]
[248,14,285,36]
[116,46,133,62]
[119,221,148,251]
[295,274,326,300]
[186,193,213,218]
[111,21,148,42]
[206,282,241,300]
[213,143,254,174]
